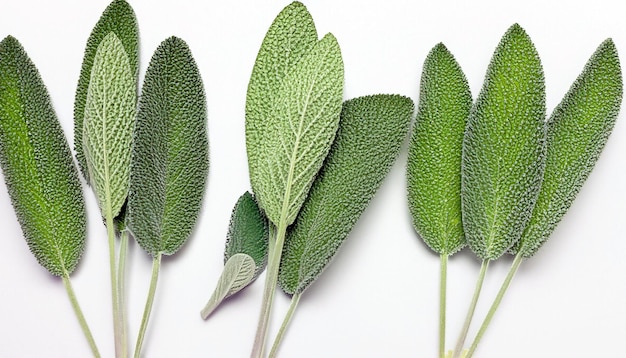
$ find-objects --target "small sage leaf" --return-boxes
[250,33,344,226]
[462,24,546,260]
[279,95,414,295]
[74,0,138,184]
[513,39,623,257]
[83,32,135,219]
[246,1,317,198]
[0,36,86,276]
[127,37,208,256]
[407,43,472,256]
[201,253,256,319]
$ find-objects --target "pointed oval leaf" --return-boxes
[462,24,546,260]
[246,2,317,197]
[407,43,472,256]
[83,32,135,219]
[200,253,256,319]
[74,0,138,183]
[279,95,413,294]
[513,39,623,257]
[251,33,344,226]
[127,37,208,256]
[224,191,269,278]
[0,36,86,276]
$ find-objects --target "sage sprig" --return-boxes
[127,36,208,358]
[0,36,99,357]
[246,3,344,356]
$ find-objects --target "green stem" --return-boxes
[105,212,123,358]
[134,254,162,358]
[268,293,301,358]
[439,254,448,358]
[62,271,101,358]
[466,253,523,358]
[251,222,286,358]
[452,259,490,358]
[117,230,129,358]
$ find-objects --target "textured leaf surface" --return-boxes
[224,191,269,278]
[513,39,622,257]
[201,253,256,319]
[0,36,86,276]
[407,43,471,256]
[246,2,317,199]
[462,24,546,260]
[127,37,208,256]
[83,33,135,218]
[251,33,344,226]
[74,0,138,184]
[279,95,413,294]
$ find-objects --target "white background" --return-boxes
[1,0,625,357]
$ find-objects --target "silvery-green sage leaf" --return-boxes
[127,36,208,257]
[0,36,86,276]
[201,192,269,318]
[279,94,413,295]
[83,32,135,219]
[246,1,317,199]
[251,33,344,226]
[462,24,546,261]
[512,39,622,257]
[74,0,138,184]
[407,43,471,256]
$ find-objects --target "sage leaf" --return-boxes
[279,94,414,294]
[246,1,317,199]
[251,33,344,226]
[74,0,138,184]
[462,24,546,260]
[513,39,623,257]
[83,32,135,219]
[407,43,472,256]
[127,37,208,256]
[0,36,86,276]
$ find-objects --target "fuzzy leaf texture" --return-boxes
[246,1,317,199]
[250,33,344,226]
[202,192,269,318]
[83,33,135,218]
[407,43,472,256]
[279,95,414,294]
[74,0,138,184]
[0,36,86,276]
[224,191,269,277]
[512,39,623,257]
[127,37,208,256]
[462,24,546,260]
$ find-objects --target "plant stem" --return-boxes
[134,254,162,358]
[105,211,123,357]
[251,222,286,358]
[268,292,301,358]
[466,253,523,358]
[452,259,489,358]
[439,254,448,358]
[118,230,129,357]
[62,270,101,357]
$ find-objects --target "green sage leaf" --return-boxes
[279,95,413,294]
[74,0,138,184]
[0,36,86,276]
[127,37,208,256]
[407,43,471,256]
[513,39,623,257]
[462,24,546,260]
[250,33,344,226]
[246,1,317,199]
[83,32,135,219]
